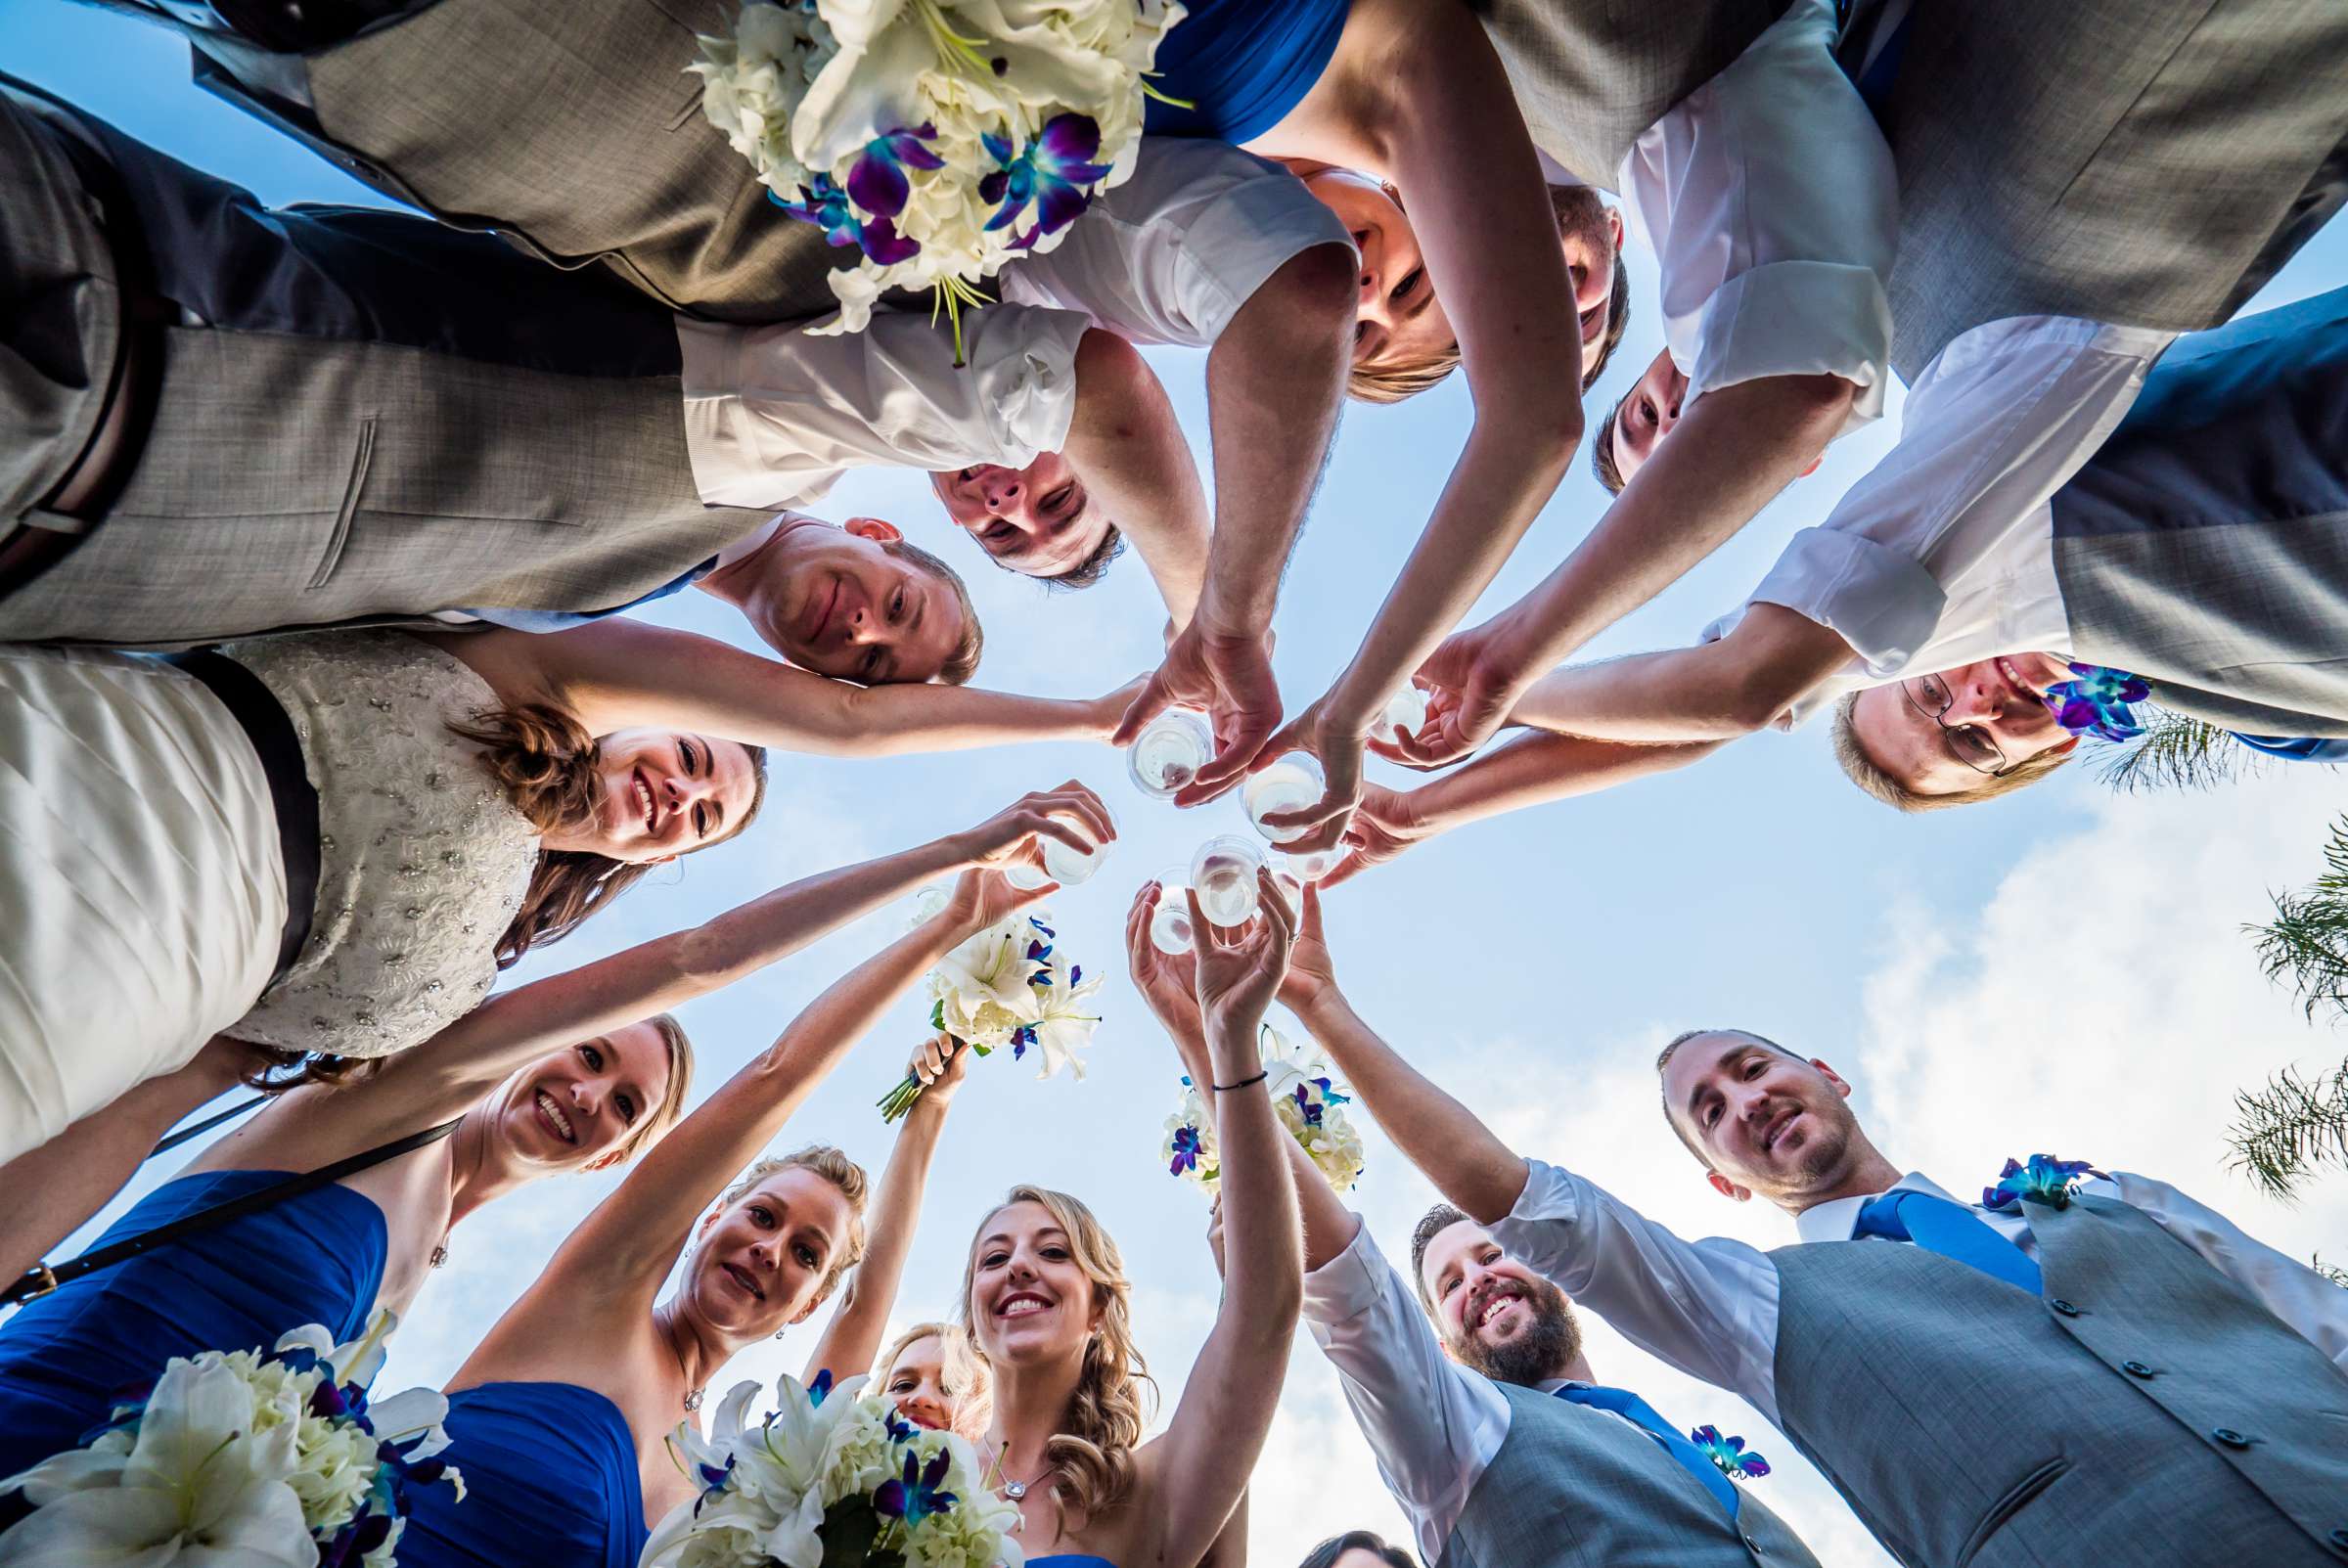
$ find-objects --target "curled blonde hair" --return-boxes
[1831,691,2076,812]
[714,1144,872,1305]
[581,1013,695,1171]
[876,1321,991,1438]
[959,1186,1154,1533]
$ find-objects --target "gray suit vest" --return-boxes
[1435,1381,1820,1568]
[1772,1196,2348,1567]
[2051,285,2348,738]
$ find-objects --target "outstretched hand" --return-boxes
[1320,784,1440,887]
[903,1031,972,1107]
[1190,871,1295,1045]
[1113,622,1282,804]
[1274,883,1339,1015]
[1252,694,1367,856]
[1377,622,1526,770]
[1126,879,1212,1090]
[938,863,1049,933]
[956,781,1114,881]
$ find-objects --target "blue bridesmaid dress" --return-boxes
[0,1169,386,1511]
[1028,1558,1119,1567]
[393,1382,647,1568]
[1143,0,1352,144]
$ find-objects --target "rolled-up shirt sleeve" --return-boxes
[676,302,1092,510]
[1492,1159,1786,1422]
[1302,1214,1512,1564]
[998,137,1354,349]
[1624,0,1896,426]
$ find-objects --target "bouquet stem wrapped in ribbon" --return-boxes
[879,909,1101,1122]
[693,0,1189,354]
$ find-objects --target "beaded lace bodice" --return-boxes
[221,634,537,1059]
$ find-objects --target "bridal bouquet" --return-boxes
[693,0,1188,344]
[643,1370,1021,1568]
[0,1313,461,1568]
[1163,1025,1366,1195]
[879,908,1102,1121]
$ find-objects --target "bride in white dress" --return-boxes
[0,618,1127,1162]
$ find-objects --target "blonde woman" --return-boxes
[957,874,1300,1568]
[0,617,1134,1166]
[875,1321,991,1440]
[0,792,1103,1534]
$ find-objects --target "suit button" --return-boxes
[2050,1298,2080,1316]
[2122,1360,2154,1378]
[2212,1428,2251,1449]
[1743,1535,1760,1551]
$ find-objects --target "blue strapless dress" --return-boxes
[1028,1558,1117,1567]
[395,1382,647,1568]
[1144,0,1351,144]
[0,1170,385,1501]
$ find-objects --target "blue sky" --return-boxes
[9,7,2348,1561]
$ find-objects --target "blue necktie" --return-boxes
[1555,1383,1740,1519]
[1852,1189,2044,1296]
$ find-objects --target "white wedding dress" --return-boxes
[0,633,536,1162]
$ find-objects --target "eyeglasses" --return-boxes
[1900,672,2016,777]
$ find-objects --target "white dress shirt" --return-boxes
[1492,1160,2348,1428]
[1698,315,2178,725]
[1618,0,1898,428]
[997,137,1354,350]
[1304,1212,1669,1565]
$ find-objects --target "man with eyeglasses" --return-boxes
[1319,284,2348,879]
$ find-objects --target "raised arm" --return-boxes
[1251,10,1590,852]
[1061,329,1211,625]
[538,786,1111,1303]
[1136,876,1303,1568]
[1324,732,1725,886]
[442,620,1132,759]
[799,1035,970,1386]
[1282,888,1529,1225]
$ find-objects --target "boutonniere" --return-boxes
[2042,664,2149,742]
[1689,1425,1771,1481]
[1983,1154,2104,1213]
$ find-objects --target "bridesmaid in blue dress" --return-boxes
[0,797,1093,1523]
[949,872,1303,1568]
[388,784,1111,1567]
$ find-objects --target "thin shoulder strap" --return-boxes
[1,1118,465,1310]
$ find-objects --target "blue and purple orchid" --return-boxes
[1983,1154,2103,1213]
[772,173,921,266]
[1168,1122,1205,1178]
[875,1448,961,1530]
[1689,1425,1772,1481]
[2041,663,2150,743]
[980,113,1111,248]
[846,123,944,219]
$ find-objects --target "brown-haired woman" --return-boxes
[956,873,1302,1568]
[0,621,1131,1165]
[0,789,1109,1517]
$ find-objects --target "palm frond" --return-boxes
[2094,708,2256,793]
[2247,819,2348,1023]
[2226,1059,2348,1201]
[2312,1253,2348,1290]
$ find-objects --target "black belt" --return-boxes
[164,650,322,988]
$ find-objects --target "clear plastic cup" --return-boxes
[1006,799,1115,889]
[906,883,953,927]
[1243,752,1326,844]
[1277,846,1340,885]
[1149,870,1197,955]
[1128,709,1213,800]
[1379,685,1429,744]
[1190,835,1267,927]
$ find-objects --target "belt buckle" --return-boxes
[10,1263,60,1302]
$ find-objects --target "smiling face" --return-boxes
[480,1020,677,1171]
[683,1166,857,1338]
[1418,1219,1582,1387]
[755,517,969,684]
[966,1199,1103,1367]
[1847,654,2078,796]
[929,454,1106,580]
[882,1334,960,1434]
[542,729,761,864]
[1659,1031,1871,1206]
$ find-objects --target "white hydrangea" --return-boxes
[1165,1026,1366,1196]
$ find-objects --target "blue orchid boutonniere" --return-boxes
[1982,1153,2103,1213]
[1690,1425,1771,1481]
[2042,663,2150,743]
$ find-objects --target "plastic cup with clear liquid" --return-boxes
[1190,835,1267,927]
[1378,685,1429,745]
[1128,709,1213,800]
[1006,799,1117,890]
[1242,752,1326,844]
[1275,845,1340,886]
[1149,869,1197,955]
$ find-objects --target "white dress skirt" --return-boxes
[0,645,286,1162]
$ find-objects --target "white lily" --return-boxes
[1025,959,1103,1081]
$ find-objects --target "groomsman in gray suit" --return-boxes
[1129,887,1824,1568]
[1618,1028,2348,1566]
[0,79,1190,668]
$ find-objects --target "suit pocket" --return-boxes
[1956,1456,2071,1567]
[307,415,376,591]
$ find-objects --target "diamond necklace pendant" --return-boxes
[1004,1480,1027,1501]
